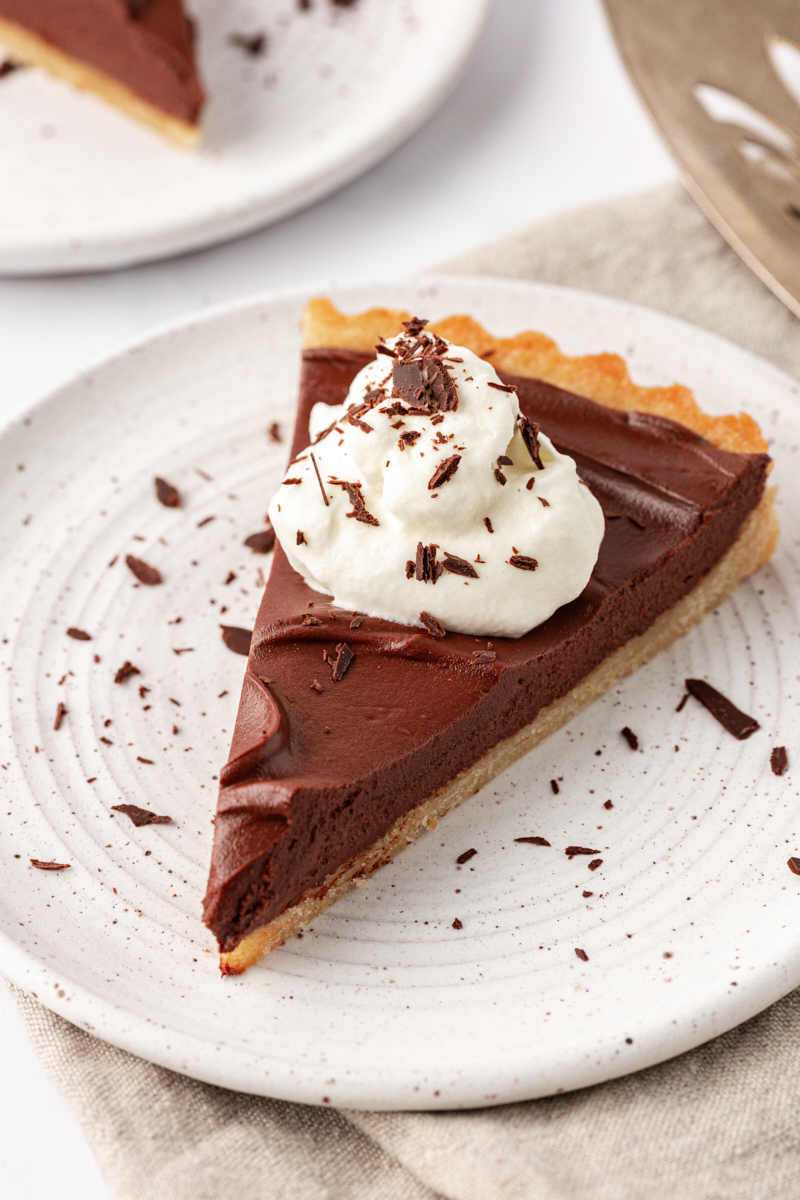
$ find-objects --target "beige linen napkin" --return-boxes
[9,182,800,1200]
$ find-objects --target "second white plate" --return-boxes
[0,276,799,1110]
[0,0,492,273]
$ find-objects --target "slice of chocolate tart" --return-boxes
[203,298,777,974]
[0,0,204,146]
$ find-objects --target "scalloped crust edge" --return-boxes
[301,296,768,457]
[219,297,778,974]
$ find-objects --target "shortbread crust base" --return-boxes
[221,492,777,974]
[0,17,200,147]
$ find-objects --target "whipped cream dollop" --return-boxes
[268,321,604,638]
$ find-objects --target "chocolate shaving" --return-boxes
[788,858,800,876]
[111,804,172,827]
[583,890,593,898]
[494,468,507,486]
[456,848,477,864]
[472,650,496,663]
[685,678,760,740]
[424,354,459,411]
[452,918,463,929]
[443,552,478,579]
[676,692,689,713]
[380,401,408,417]
[330,642,355,682]
[126,555,162,586]
[588,859,603,871]
[310,679,324,693]
[229,31,267,55]
[621,726,639,750]
[268,422,282,442]
[538,496,550,507]
[350,615,364,629]
[30,859,70,870]
[518,415,543,469]
[406,560,415,579]
[220,626,252,656]
[197,516,215,528]
[420,611,446,638]
[402,317,429,336]
[509,554,538,571]
[336,480,379,526]
[283,477,303,485]
[114,661,141,684]
[347,410,373,434]
[155,477,180,508]
[550,779,559,794]
[376,343,396,359]
[487,381,517,393]
[66,627,91,641]
[392,359,426,407]
[565,846,600,858]
[514,836,551,846]
[398,430,421,448]
[296,530,306,546]
[309,452,329,506]
[604,800,614,810]
[428,455,462,490]
[413,542,443,584]
[54,703,67,731]
[484,517,494,534]
[771,746,788,776]
[575,948,589,962]
[497,455,513,467]
[137,756,154,764]
[303,615,323,626]
[245,527,276,554]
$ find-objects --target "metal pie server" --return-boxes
[603,0,800,319]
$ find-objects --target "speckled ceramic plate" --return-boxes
[0,0,492,274]
[0,276,799,1111]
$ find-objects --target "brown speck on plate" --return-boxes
[604,800,614,810]
[565,846,600,859]
[685,678,759,740]
[788,857,800,876]
[268,422,282,442]
[112,804,172,827]
[621,726,639,750]
[125,554,162,586]
[114,661,141,684]
[550,779,559,795]
[220,625,252,656]
[54,702,67,731]
[30,858,70,870]
[456,848,477,864]
[588,858,603,871]
[771,746,788,776]
[66,627,91,641]
[582,890,593,898]
[452,918,463,930]
[575,948,589,962]
[154,477,180,507]
[514,836,551,847]
[244,528,276,554]
[136,756,155,765]
[229,30,267,56]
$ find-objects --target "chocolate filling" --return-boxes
[0,0,204,123]
[203,348,769,953]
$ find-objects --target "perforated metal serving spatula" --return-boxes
[603,0,800,319]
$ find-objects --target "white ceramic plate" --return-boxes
[1,276,799,1111]
[0,1,492,274]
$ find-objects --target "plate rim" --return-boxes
[1,272,798,1110]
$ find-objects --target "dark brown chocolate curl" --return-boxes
[509,554,538,571]
[155,477,180,507]
[452,918,463,929]
[245,527,276,554]
[428,455,462,491]
[330,643,355,682]
[338,481,379,526]
[621,726,639,750]
[30,859,70,870]
[402,317,429,337]
[112,804,172,827]
[66,627,92,641]
[484,517,494,533]
[518,415,544,469]
[420,611,446,638]
[565,846,600,858]
[443,552,478,579]
[392,359,426,407]
[220,626,252,656]
[588,858,603,871]
[413,542,443,584]
[575,948,589,962]
[114,661,141,684]
[494,468,507,486]
[771,746,788,776]
[54,702,67,731]
[456,848,477,864]
[685,678,760,740]
[514,836,551,846]
[126,555,162,586]
[296,531,306,546]
[788,857,800,876]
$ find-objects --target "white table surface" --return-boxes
[0,1,676,1195]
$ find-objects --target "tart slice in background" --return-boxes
[203,298,778,975]
[0,0,204,146]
